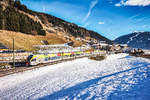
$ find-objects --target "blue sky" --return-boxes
[21,0,150,40]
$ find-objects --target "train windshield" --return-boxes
[27,55,33,61]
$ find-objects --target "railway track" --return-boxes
[0,54,106,77]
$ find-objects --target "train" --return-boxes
[26,50,106,66]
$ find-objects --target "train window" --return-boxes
[32,58,36,61]
[50,57,53,60]
[53,57,56,60]
[45,57,49,61]
[53,56,58,60]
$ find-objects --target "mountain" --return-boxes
[0,0,112,50]
[114,32,150,50]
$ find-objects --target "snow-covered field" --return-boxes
[0,54,150,100]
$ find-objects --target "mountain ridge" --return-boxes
[114,31,150,50]
[0,0,112,51]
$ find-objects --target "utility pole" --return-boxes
[13,38,15,68]
[2,13,5,30]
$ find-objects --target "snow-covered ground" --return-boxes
[0,54,150,100]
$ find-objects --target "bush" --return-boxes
[89,55,106,61]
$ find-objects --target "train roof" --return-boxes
[34,44,72,49]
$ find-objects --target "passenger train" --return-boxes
[26,50,105,66]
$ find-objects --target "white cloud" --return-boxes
[128,14,140,20]
[83,0,98,22]
[115,0,150,6]
[98,21,104,24]
[115,3,121,7]
[142,25,147,28]
[42,6,46,12]
[83,22,89,27]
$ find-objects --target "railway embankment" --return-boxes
[0,53,105,77]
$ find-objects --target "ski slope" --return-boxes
[127,32,141,44]
[0,54,150,100]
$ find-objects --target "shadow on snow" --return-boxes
[38,62,150,100]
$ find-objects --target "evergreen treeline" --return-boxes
[38,13,112,44]
[0,1,46,35]
[0,0,111,43]
[0,6,2,29]
[13,0,111,43]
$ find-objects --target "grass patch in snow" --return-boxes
[89,55,106,61]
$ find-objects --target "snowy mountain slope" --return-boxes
[127,32,141,44]
[114,32,150,50]
[0,54,150,100]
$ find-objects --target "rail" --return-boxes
[0,52,106,77]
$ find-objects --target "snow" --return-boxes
[0,54,150,100]
[127,32,141,44]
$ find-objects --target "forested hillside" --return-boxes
[0,1,46,35]
[114,32,150,50]
[0,0,112,50]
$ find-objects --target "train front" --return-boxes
[26,55,34,66]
